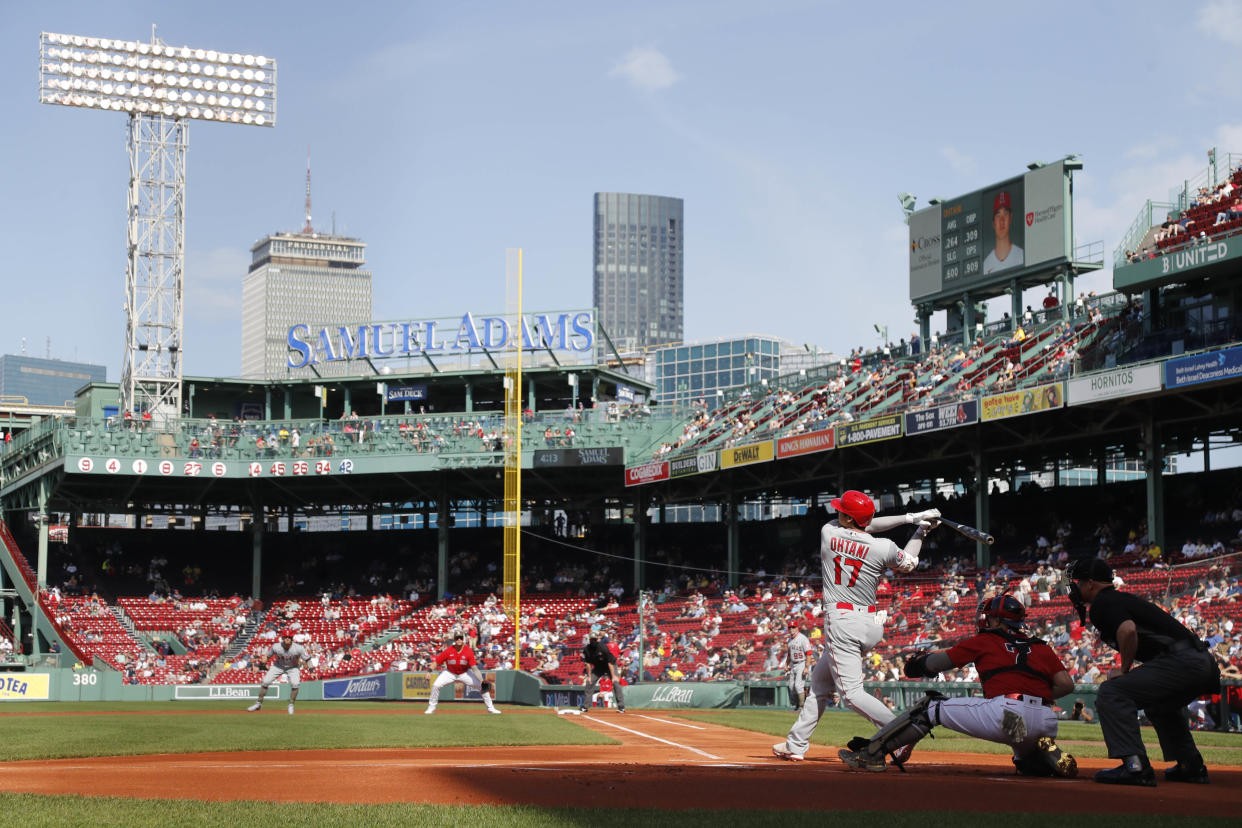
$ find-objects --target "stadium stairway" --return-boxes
[0,519,84,665]
[220,608,267,662]
[108,606,157,656]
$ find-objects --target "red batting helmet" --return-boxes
[830,490,875,527]
[977,594,1025,631]
[280,629,294,639]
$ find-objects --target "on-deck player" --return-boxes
[425,632,501,715]
[248,629,308,715]
[837,594,1077,776]
[773,490,939,762]
[786,625,813,711]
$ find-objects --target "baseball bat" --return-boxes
[938,517,994,546]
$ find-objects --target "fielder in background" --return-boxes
[580,634,627,713]
[1064,557,1220,786]
[425,632,501,715]
[247,630,308,715]
[787,625,813,711]
[838,594,1077,776]
[773,490,940,762]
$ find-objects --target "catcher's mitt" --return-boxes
[903,652,934,679]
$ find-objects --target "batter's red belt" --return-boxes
[834,602,877,612]
[1003,693,1052,707]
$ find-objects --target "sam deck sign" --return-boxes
[904,400,978,435]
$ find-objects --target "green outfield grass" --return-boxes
[0,702,613,761]
[0,797,1233,828]
[676,708,1242,764]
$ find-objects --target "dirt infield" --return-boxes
[0,709,1236,814]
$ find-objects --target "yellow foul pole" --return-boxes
[502,249,523,670]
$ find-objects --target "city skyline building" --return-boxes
[240,230,372,379]
[0,354,106,408]
[593,193,683,352]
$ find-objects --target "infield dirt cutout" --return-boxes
[0,708,1236,814]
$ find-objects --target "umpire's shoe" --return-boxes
[1164,761,1210,784]
[1095,756,1156,787]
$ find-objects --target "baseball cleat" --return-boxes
[424,707,436,715]
[617,706,626,713]
[1164,762,1209,784]
[487,708,502,714]
[838,748,886,772]
[1035,736,1077,778]
[288,704,295,715]
[1095,759,1156,787]
[772,742,803,762]
[1002,710,1027,744]
[890,744,914,767]
[247,702,262,712]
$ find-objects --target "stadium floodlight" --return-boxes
[38,31,277,425]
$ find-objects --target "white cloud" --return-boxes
[1196,0,1242,46]
[608,47,682,91]
[939,146,975,176]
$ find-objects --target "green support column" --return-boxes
[1144,411,1166,558]
[1011,280,1022,329]
[465,382,473,413]
[252,503,264,600]
[284,389,292,420]
[633,490,648,592]
[437,476,450,600]
[962,293,975,347]
[344,387,352,417]
[973,444,990,569]
[527,378,537,413]
[264,389,272,420]
[34,480,52,659]
[726,490,740,589]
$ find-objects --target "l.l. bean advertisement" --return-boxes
[981,382,1064,421]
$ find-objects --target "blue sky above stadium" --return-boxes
[4,0,1242,378]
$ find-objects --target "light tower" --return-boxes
[38,31,277,423]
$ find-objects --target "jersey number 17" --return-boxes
[832,555,864,587]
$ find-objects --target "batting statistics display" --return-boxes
[909,159,1074,303]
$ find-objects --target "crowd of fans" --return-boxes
[1125,163,1242,264]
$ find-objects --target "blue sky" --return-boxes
[4,1,1242,378]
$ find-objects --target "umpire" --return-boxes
[1064,558,1220,786]
[579,634,627,713]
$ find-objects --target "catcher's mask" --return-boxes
[976,594,1025,631]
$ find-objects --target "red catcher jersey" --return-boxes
[946,632,1067,699]
[434,644,477,675]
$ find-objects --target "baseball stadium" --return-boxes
[4,26,1242,828]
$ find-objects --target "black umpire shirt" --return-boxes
[582,640,616,671]
[1088,587,1200,662]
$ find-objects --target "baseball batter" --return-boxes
[425,632,501,714]
[773,491,939,762]
[786,626,813,711]
[838,594,1077,776]
[247,630,308,715]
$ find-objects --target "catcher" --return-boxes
[838,594,1077,776]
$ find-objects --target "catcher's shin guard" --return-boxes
[857,690,944,764]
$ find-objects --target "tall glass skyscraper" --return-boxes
[593,193,683,352]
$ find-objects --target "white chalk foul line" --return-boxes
[633,713,705,730]
[582,715,720,759]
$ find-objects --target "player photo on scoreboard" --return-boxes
[982,180,1025,275]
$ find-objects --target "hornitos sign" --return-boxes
[287,309,596,369]
[1067,364,1162,405]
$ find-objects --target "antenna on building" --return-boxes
[332,211,337,235]
[303,146,313,234]
[46,337,52,359]
[21,337,27,355]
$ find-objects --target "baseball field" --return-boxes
[0,701,1237,826]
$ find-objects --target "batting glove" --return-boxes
[909,509,941,523]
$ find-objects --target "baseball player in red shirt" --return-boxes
[837,594,1077,776]
[425,632,500,714]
